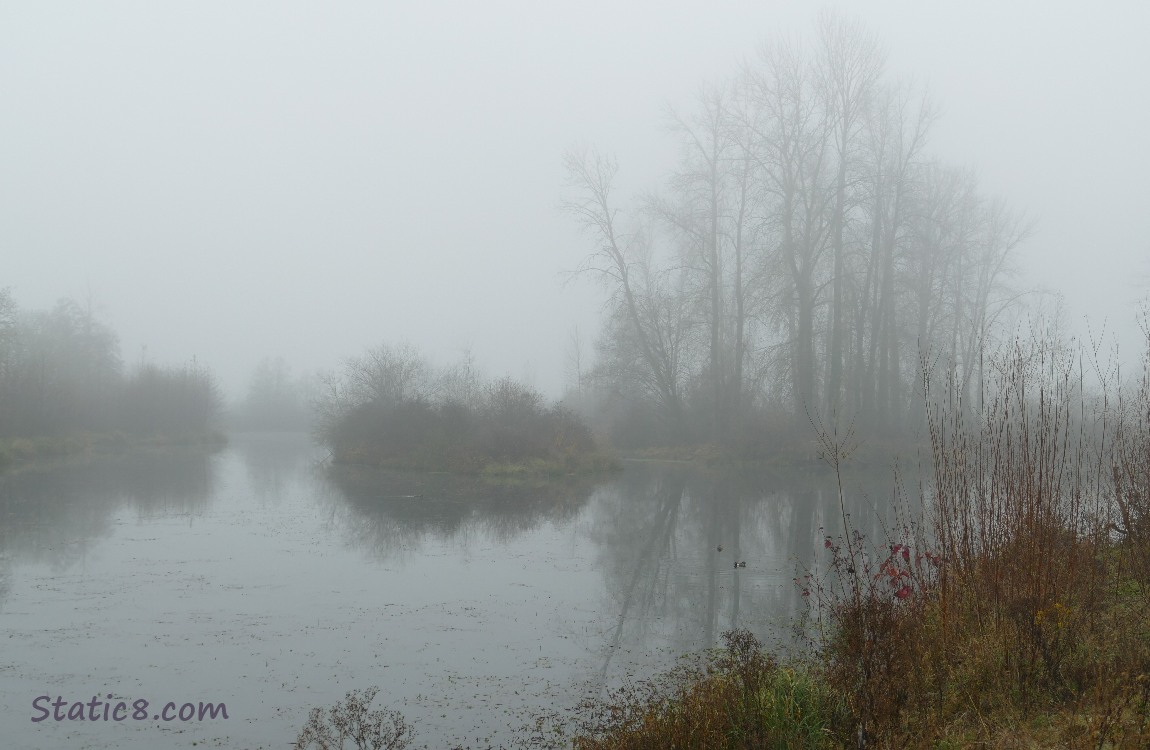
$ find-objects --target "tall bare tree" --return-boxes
[816,12,885,423]
[746,37,835,419]
[564,147,689,435]
[564,14,1030,446]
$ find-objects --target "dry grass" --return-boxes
[574,332,1150,749]
[564,630,846,750]
[805,335,1150,748]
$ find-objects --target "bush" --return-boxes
[294,687,412,750]
[320,347,613,475]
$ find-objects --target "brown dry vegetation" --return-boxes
[565,333,1150,749]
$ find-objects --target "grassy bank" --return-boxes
[477,452,622,479]
[562,546,1149,748]
[330,445,620,479]
[0,430,227,469]
[555,631,848,750]
[621,433,925,472]
[565,340,1150,749]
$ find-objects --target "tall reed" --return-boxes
[814,332,1150,746]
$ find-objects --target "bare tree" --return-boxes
[562,16,1032,446]
[815,11,885,423]
[662,85,732,441]
[344,341,436,408]
[853,80,935,429]
[437,347,486,411]
[564,146,689,435]
[746,36,836,419]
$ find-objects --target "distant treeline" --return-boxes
[230,356,313,432]
[565,15,1033,449]
[0,289,222,443]
[316,343,615,475]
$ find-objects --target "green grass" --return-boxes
[563,631,846,750]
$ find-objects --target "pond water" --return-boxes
[0,434,917,749]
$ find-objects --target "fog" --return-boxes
[2,0,1148,399]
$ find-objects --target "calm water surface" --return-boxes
[0,434,909,749]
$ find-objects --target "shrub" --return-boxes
[320,346,612,474]
[293,687,412,750]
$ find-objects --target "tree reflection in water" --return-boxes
[320,464,599,560]
[581,462,904,697]
[320,456,908,707]
[0,447,220,601]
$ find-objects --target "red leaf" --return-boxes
[895,585,912,600]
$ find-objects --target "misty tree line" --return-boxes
[565,14,1028,446]
[0,289,222,440]
[234,356,313,431]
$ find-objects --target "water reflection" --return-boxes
[0,436,919,748]
[322,464,599,557]
[318,454,911,693]
[231,431,318,501]
[0,448,219,573]
[580,462,903,693]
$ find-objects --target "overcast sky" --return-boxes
[2,1,1148,398]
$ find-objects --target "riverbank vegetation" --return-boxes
[0,290,224,468]
[556,328,1150,749]
[295,326,1150,748]
[316,342,617,477]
